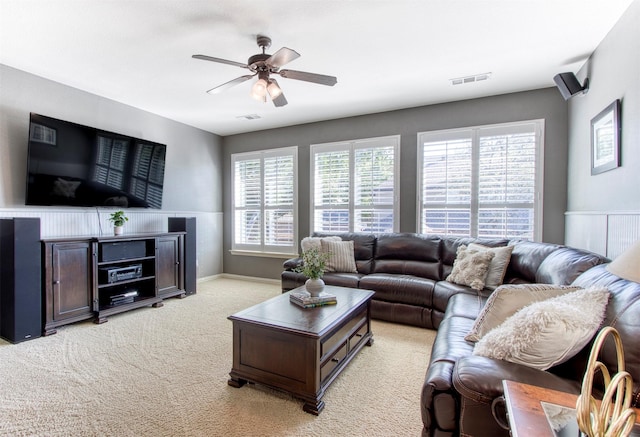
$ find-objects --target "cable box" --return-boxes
[99,264,143,283]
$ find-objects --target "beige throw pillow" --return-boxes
[321,239,358,273]
[472,287,610,370]
[301,236,341,253]
[446,245,495,291]
[468,243,514,290]
[465,283,581,342]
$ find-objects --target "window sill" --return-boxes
[229,250,298,259]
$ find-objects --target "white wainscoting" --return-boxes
[565,211,640,259]
[0,208,223,277]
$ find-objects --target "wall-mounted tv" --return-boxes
[26,113,166,209]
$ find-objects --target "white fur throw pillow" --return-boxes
[446,245,495,291]
[465,283,582,342]
[321,239,358,273]
[473,287,610,370]
[467,243,514,290]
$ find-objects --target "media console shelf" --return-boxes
[42,232,185,334]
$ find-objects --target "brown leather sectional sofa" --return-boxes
[282,232,640,435]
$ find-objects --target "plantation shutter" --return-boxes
[419,121,542,240]
[311,136,399,233]
[232,147,297,254]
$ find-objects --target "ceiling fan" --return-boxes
[192,35,337,107]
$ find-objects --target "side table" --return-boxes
[502,380,640,437]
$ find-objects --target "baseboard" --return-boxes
[208,273,280,286]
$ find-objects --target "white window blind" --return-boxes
[311,136,399,233]
[418,121,543,240]
[232,147,297,254]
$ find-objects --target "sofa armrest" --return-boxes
[453,355,581,404]
[283,257,303,271]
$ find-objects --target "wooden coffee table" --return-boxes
[227,285,374,415]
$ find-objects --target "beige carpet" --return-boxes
[0,278,436,437]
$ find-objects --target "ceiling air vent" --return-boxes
[450,72,491,86]
[236,114,261,120]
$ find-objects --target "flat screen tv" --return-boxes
[26,113,166,209]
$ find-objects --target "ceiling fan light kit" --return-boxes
[193,35,337,107]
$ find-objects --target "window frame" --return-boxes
[310,135,400,234]
[231,146,298,257]
[416,120,544,241]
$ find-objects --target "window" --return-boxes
[311,136,399,233]
[418,121,543,240]
[232,147,297,255]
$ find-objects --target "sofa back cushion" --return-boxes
[504,241,562,283]
[372,233,441,279]
[312,232,376,274]
[535,247,609,285]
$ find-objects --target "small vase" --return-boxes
[305,278,325,297]
[114,226,123,236]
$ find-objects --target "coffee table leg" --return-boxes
[303,399,325,415]
[228,377,247,388]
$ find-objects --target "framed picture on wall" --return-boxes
[591,99,621,175]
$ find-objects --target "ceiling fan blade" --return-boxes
[266,47,300,69]
[192,54,248,69]
[278,69,337,86]
[206,74,255,95]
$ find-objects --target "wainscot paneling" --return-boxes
[565,211,640,259]
[0,208,222,278]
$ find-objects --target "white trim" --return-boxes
[216,273,281,286]
[229,249,297,259]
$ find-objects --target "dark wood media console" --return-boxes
[42,232,186,335]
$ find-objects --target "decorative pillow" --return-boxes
[446,245,495,291]
[473,287,610,370]
[321,239,358,273]
[300,236,341,253]
[468,243,514,290]
[465,283,581,342]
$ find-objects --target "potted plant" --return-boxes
[295,247,330,296]
[108,210,128,236]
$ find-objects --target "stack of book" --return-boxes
[289,290,337,308]
[109,290,138,306]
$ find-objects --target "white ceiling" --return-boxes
[0,0,634,136]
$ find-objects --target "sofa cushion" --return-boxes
[505,240,561,283]
[464,283,581,342]
[446,245,495,291]
[359,273,435,307]
[321,239,357,273]
[473,287,610,370]
[373,233,441,279]
[468,243,514,290]
[535,247,609,285]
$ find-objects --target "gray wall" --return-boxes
[0,64,224,277]
[565,0,640,258]
[222,88,569,280]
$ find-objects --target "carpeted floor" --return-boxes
[0,277,436,436]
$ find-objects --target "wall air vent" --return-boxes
[236,114,261,120]
[450,72,492,86]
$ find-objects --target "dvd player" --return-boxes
[99,264,143,283]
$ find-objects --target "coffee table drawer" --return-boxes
[321,307,367,359]
[321,341,348,382]
[349,321,369,351]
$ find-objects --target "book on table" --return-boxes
[289,290,337,308]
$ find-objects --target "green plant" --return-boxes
[108,210,128,227]
[295,247,330,280]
